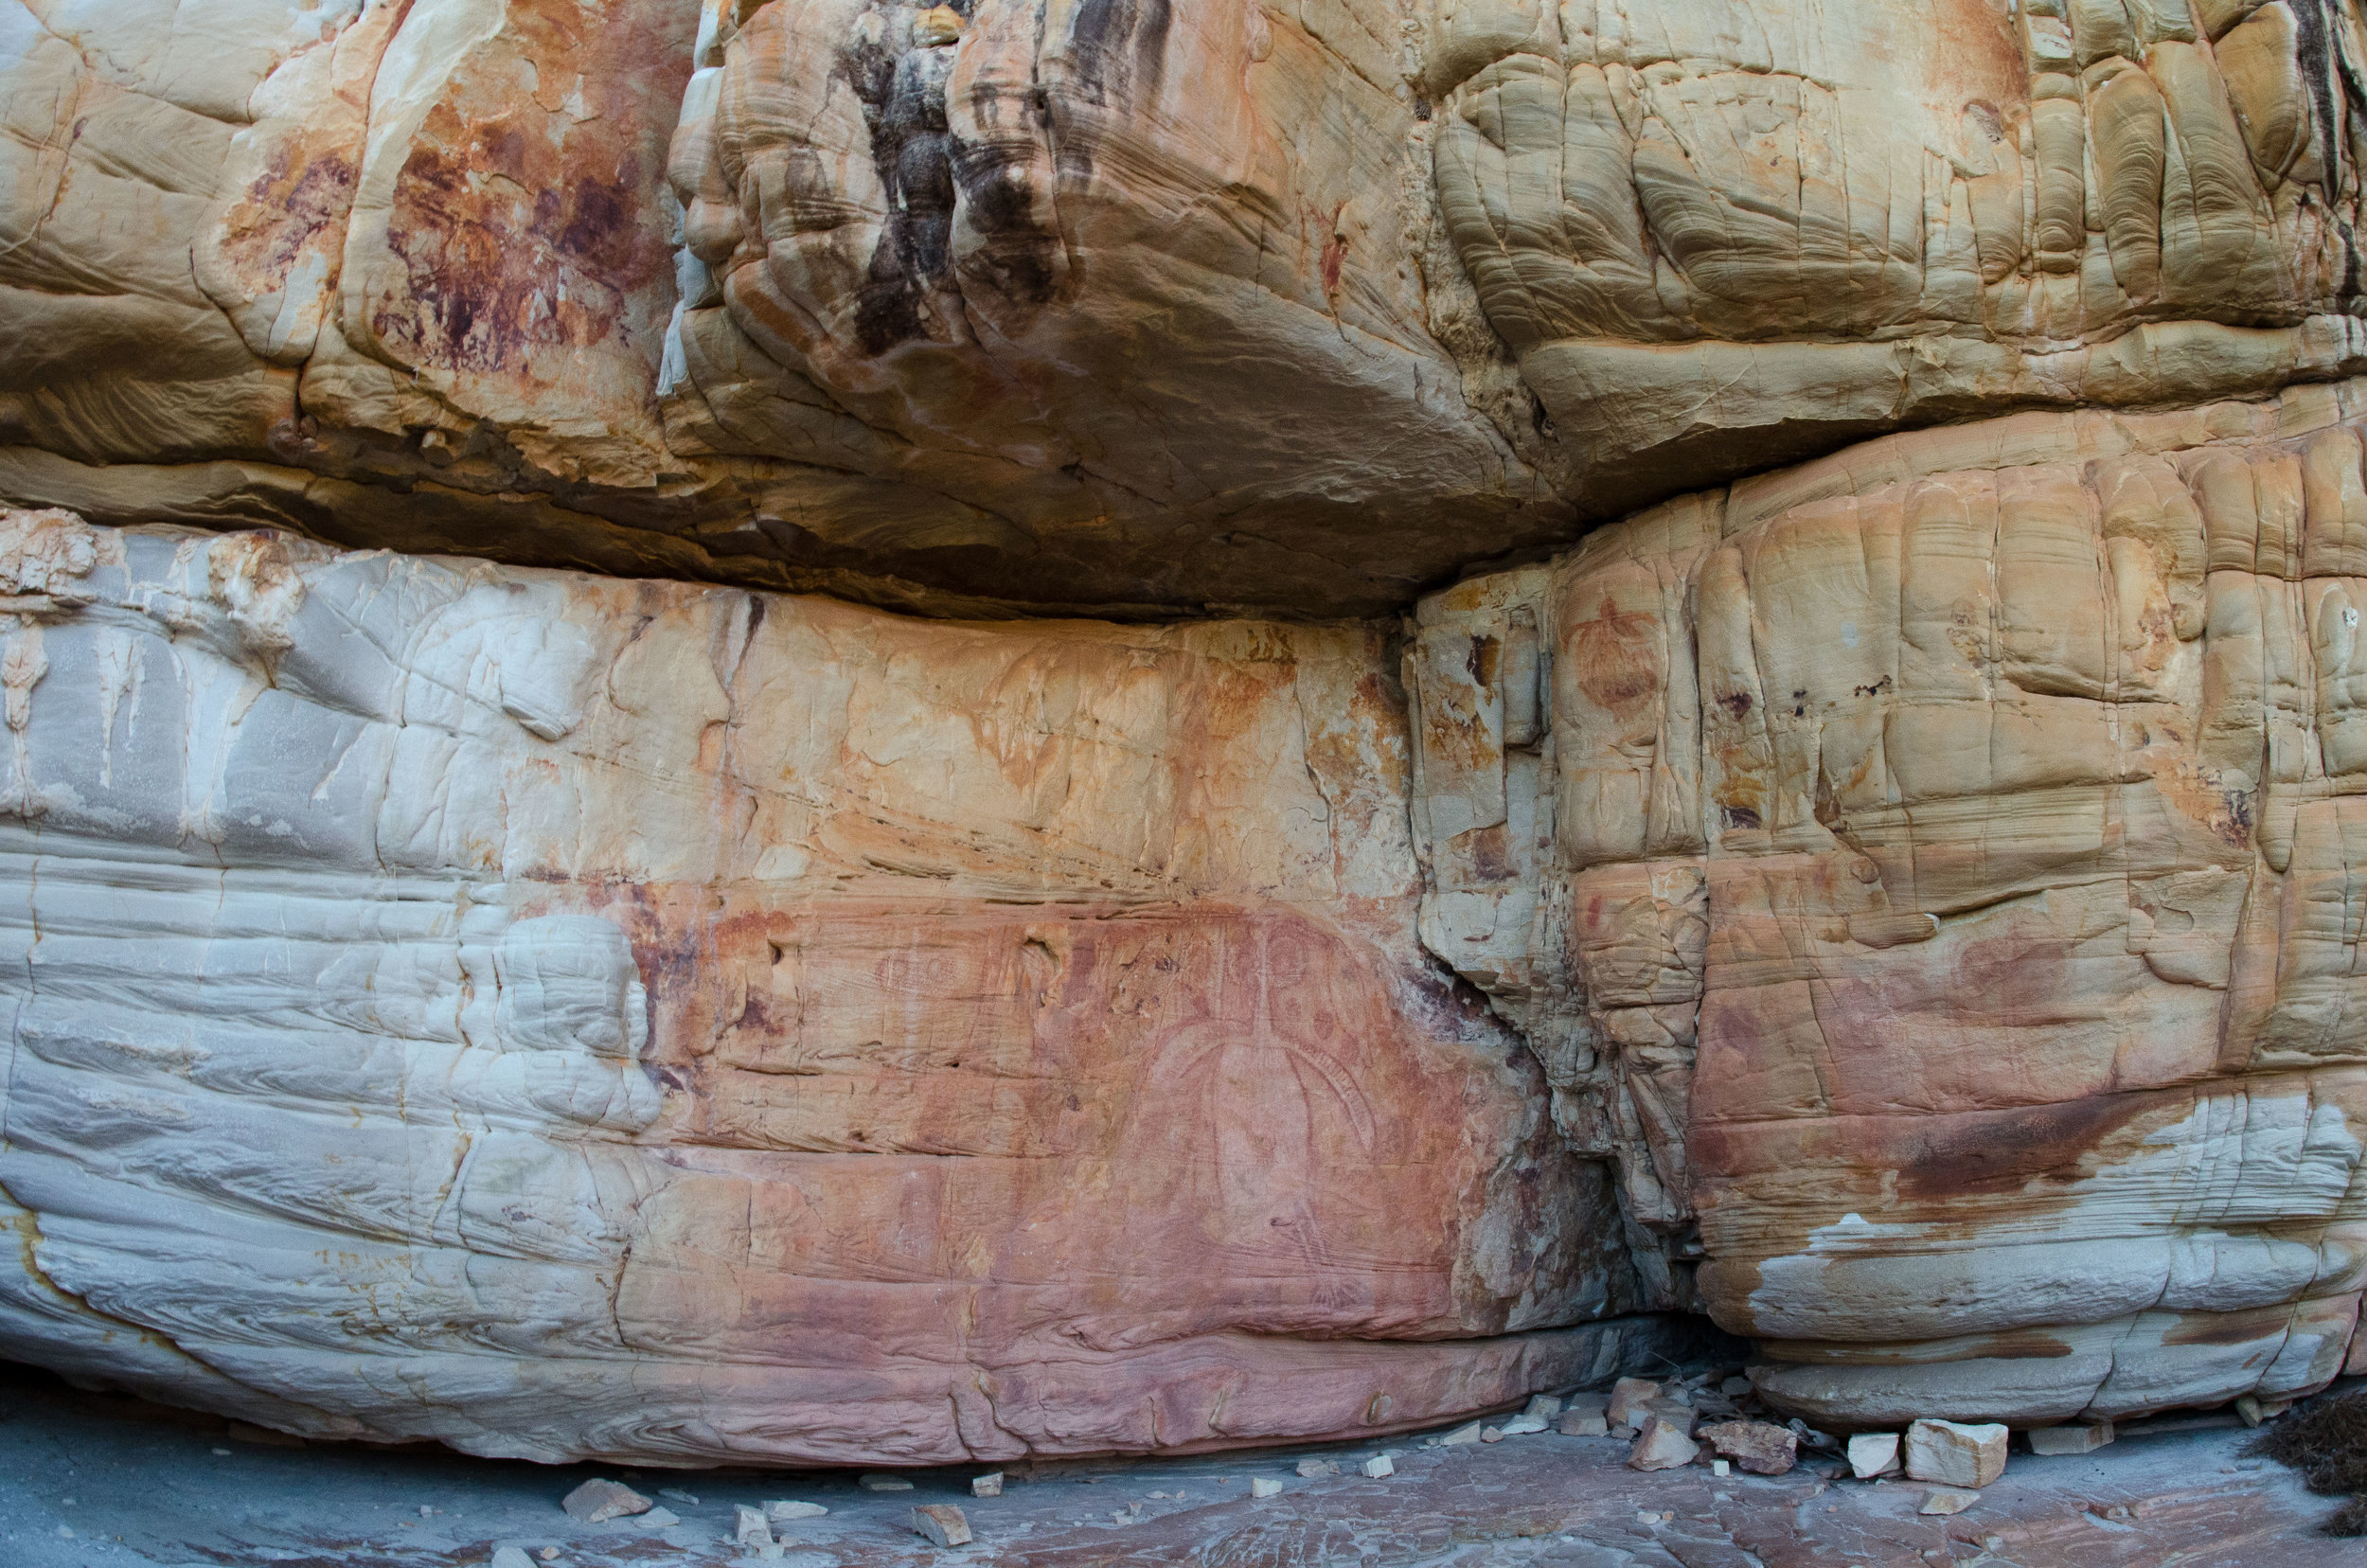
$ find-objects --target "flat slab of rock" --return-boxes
[1921,1487,1982,1516]
[1907,1419,2007,1488]
[560,1479,650,1523]
[2028,1422,2114,1455]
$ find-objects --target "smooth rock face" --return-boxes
[1409,384,2367,1427]
[0,508,1664,1464]
[13,0,2367,615]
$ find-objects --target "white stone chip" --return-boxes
[491,1549,537,1568]
[1920,1486,1981,1516]
[911,1504,972,1547]
[858,1473,916,1491]
[1251,1478,1284,1498]
[1847,1433,1901,1479]
[1361,1453,1395,1478]
[734,1505,774,1547]
[970,1472,1005,1497]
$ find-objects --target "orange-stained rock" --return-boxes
[1411,383,2367,1429]
[0,508,1674,1464]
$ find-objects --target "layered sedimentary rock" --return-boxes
[0,505,1674,1464]
[1409,382,2367,1428]
[15,0,2367,613]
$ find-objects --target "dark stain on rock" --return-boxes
[1891,1092,2138,1203]
[1565,596,1664,718]
[1070,0,1171,105]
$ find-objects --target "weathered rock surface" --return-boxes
[1409,383,2367,1428]
[0,507,1680,1464]
[15,0,2367,615]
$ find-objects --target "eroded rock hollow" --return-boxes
[6,0,2367,1462]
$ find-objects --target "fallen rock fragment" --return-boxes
[1847,1433,1902,1479]
[1698,1420,1798,1476]
[1628,1414,1700,1471]
[1251,1478,1284,1498]
[561,1480,652,1523]
[1296,1458,1340,1477]
[1438,1420,1485,1447]
[1607,1379,1661,1428]
[859,1474,915,1492]
[1907,1419,2007,1488]
[1558,1395,1610,1436]
[1495,1414,1549,1437]
[911,1504,972,1547]
[1361,1453,1395,1478]
[1524,1395,1562,1418]
[970,1473,1004,1498]
[491,1550,535,1568]
[734,1506,774,1548]
[1920,1487,1981,1516]
[2027,1422,2114,1455]
[765,1500,828,1519]
[630,1507,679,1530]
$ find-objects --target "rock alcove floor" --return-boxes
[0,1360,2358,1567]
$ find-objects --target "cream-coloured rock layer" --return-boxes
[1409,381,2367,1427]
[0,506,1672,1463]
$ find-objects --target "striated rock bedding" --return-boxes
[9,0,2367,1463]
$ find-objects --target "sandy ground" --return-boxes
[0,1361,2354,1567]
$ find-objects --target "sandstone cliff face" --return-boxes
[0,506,1659,1463]
[13,0,2367,1463]
[16,0,2367,613]
[1409,382,2367,1427]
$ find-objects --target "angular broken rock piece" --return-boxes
[1494,1414,1549,1438]
[630,1507,679,1530]
[1606,1380,1661,1429]
[1558,1397,1610,1437]
[911,1505,973,1547]
[1251,1479,1284,1499]
[1361,1453,1395,1478]
[1524,1395,1563,1419]
[734,1506,774,1547]
[1920,1487,1981,1516]
[2026,1422,2115,1455]
[491,1551,536,1568]
[969,1474,1003,1498]
[1847,1434,1902,1479]
[1437,1421,1486,1447]
[1628,1415,1700,1471]
[560,1480,652,1523]
[1697,1420,1798,1477]
[859,1475,915,1492]
[1907,1420,2008,1489]
[1295,1458,1340,1477]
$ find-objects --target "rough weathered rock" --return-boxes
[910,1504,971,1547]
[1907,1420,2010,1489]
[1627,1413,1699,1471]
[1605,1379,1661,1428]
[0,508,1678,1464]
[1698,1420,1798,1477]
[15,0,2367,616]
[561,1480,651,1523]
[1409,386,2367,1426]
